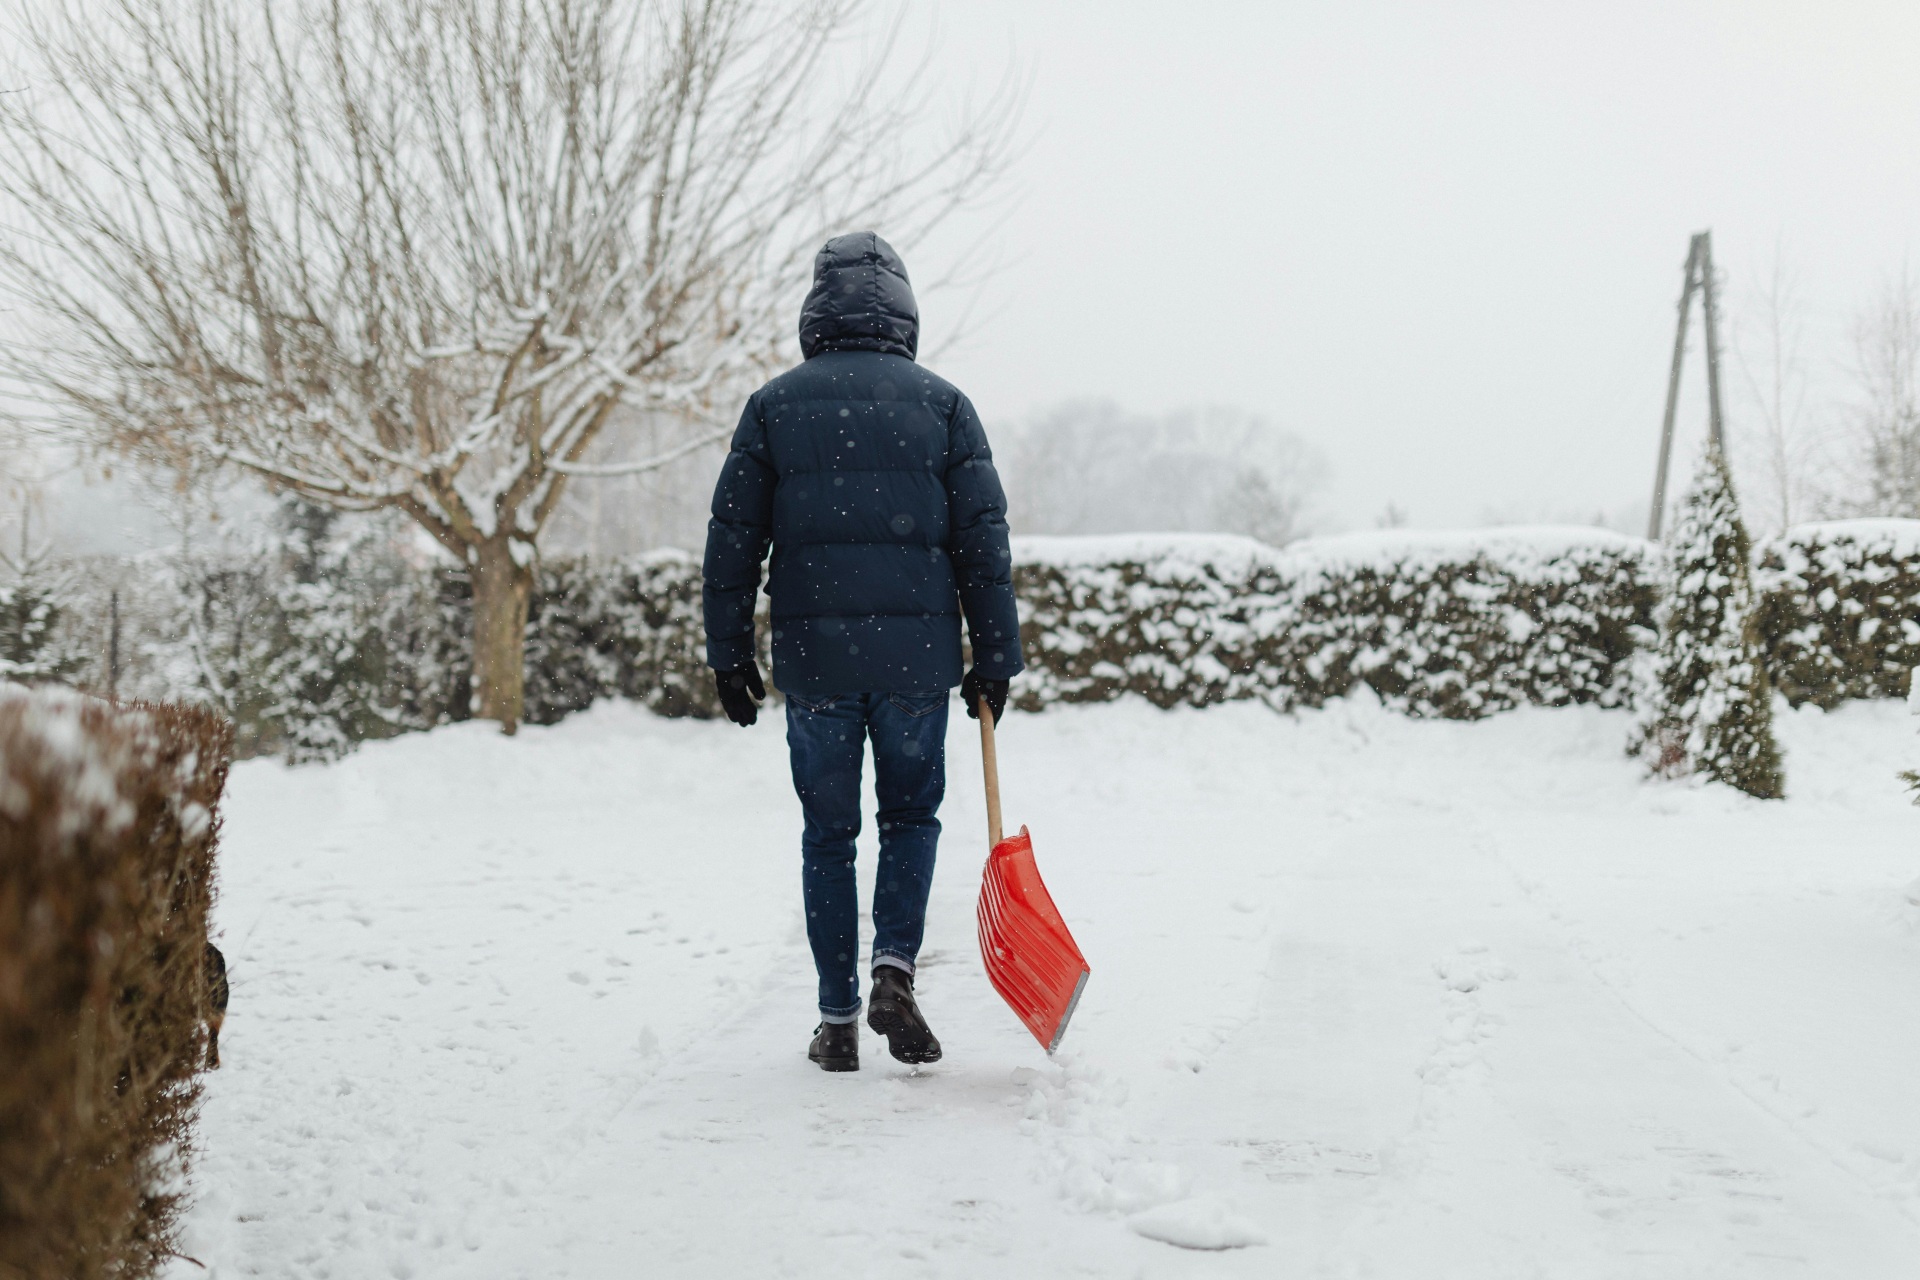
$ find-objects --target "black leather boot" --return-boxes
[808,1020,859,1072]
[867,965,942,1064]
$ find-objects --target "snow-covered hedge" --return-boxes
[526,552,757,723]
[18,519,1920,759]
[1754,519,1920,708]
[18,534,746,761]
[1012,529,1657,717]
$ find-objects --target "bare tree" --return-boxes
[0,432,51,576]
[1846,266,1920,519]
[1731,247,1818,534]
[0,0,1016,730]
[998,401,1326,545]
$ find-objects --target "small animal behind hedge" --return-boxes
[204,943,229,1068]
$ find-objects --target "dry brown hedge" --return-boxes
[0,688,231,1280]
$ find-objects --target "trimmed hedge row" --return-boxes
[27,539,760,761]
[0,688,231,1279]
[526,552,755,724]
[1754,520,1920,708]
[1010,530,1656,717]
[14,520,1920,758]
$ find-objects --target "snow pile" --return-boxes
[1126,1197,1268,1250]
[1012,526,1657,718]
[1756,518,1920,708]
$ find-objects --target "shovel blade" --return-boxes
[977,826,1090,1052]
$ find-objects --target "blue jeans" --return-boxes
[785,691,948,1021]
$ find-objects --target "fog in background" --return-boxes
[14,0,1920,554]
[915,0,1920,536]
[996,403,1326,544]
[542,401,1332,554]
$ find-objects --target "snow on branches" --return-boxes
[1634,446,1786,798]
[1754,519,1920,708]
[1012,529,1656,717]
[0,0,1017,730]
[23,519,1920,767]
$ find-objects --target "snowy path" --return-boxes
[176,698,1920,1277]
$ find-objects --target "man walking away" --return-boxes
[702,232,1023,1073]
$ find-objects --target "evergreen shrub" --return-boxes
[21,518,1920,762]
[1632,448,1784,798]
[1754,519,1920,709]
[0,561,86,683]
[1011,530,1656,717]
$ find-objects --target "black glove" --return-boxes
[961,666,1009,725]
[714,664,765,727]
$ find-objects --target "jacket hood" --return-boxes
[798,232,918,361]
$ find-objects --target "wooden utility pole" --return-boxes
[1649,236,1702,541]
[1699,232,1727,456]
[1648,230,1728,540]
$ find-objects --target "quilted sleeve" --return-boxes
[701,396,776,671]
[944,394,1025,678]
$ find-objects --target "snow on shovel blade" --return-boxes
[976,826,1089,1053]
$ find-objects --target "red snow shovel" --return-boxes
[974,698,1090,1053]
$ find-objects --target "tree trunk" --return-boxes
[470,538,533,735]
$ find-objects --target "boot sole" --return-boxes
[809,1053,859,1072]
[868,1003,942,1064]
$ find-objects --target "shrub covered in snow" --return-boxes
[1633,448,1784,798]
[525,552,755,724]
[0,686,230,1279]
[1012,528,1657,718]
[0,560,87,684]
[28,512,1920,763]
[38,511,748,760]
[1754,519,1920,709]
[46,510,474,763]
[35,525,1661,750]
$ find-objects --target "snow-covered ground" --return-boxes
[175,695,1920,1278]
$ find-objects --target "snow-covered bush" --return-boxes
[1754,519,1920,709]
[29,513,1920,763]
[1012,528,1656,718]
[38,524,743,759]
[74,509,472,762]
[1633,448,1784,798]
[264,527,470,763]
[0,559,86,683]
[526,552,754,724]
[36,526,1659,752]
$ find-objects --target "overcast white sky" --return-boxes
[907,0,1920,532]
[13,0,1920,549]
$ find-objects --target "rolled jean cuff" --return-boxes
[819,1001,862,1024]
[872,951,916,976]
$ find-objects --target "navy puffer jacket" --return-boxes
[702,232,1024,696]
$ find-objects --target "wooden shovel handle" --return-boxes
[977,695,1004,850]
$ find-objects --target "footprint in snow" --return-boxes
[1433,945,1516,993]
